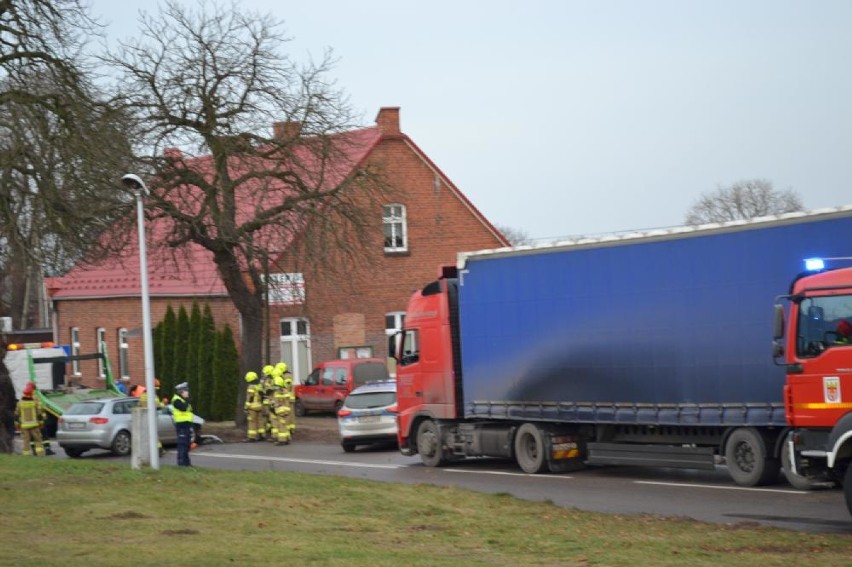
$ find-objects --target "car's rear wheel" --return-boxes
[342,442,356,453]
[111,430,132,456]
[294,399,306,417]
[63,447,85,458]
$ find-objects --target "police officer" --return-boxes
[171,382,194,467]
[243,371,263,442]
[15,383,46,456]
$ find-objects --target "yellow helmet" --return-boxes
[275,362,288,374]
[262,365,274,376]
[283,378,293,388]
[274,375,286,388]
[245,371,258,383]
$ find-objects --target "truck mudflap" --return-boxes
[546,432,584,473]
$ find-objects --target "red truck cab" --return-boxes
[396,267,460,457]
[774,262,852,514]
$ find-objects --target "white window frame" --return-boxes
[279,318,311,385]
[118,328,130,379]
[383,204,408,252]
[70,327,81,376]
[96,327,106,379]
[265,272,305,305]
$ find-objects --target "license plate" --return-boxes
[357,415,380,424]
[66,422,85,430]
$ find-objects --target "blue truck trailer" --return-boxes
[395,206,852,487]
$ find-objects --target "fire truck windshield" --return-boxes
[796,295,852,357]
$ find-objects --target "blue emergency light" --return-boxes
[804,258,825,271]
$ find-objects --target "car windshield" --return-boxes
[66,402,105,415]
[352,362,389,387]
[346,391,395,409]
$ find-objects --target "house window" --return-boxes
[70,327,81,376]
[96,328,106,379]
[279,318,310,384]
[118,328,130,379]
[383,204,407,252]
[265,272,305,305]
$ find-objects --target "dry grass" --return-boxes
[1,455,850,566]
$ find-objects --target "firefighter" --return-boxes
[260,364,275,440]
[278,363,297,437]
[271,372,291,445]
[243,371,264,442]
[15,383,46,456]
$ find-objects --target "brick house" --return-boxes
[46,107,508,389]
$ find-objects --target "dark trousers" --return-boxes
[175,422,192,466]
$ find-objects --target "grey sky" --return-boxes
[91,0,852,241]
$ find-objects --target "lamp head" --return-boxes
[121,174,149,197]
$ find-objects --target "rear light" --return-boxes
[89,417,109,425]
[386,404,398,414]
[338,408,352,417]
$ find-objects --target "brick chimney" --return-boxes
[375,107,401,136]
[273,121,302,140]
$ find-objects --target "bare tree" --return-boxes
[685,179,804,225]
[106,1,390,422]
[495,224,531,246]
[0,0,136,453]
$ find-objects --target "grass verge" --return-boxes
[1,455,850,566]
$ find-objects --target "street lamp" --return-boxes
[121,173,160,470]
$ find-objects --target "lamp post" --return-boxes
[121,173,160,470]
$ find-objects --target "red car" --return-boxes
[295,358,390,416]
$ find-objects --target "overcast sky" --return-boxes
[90,0,852,241]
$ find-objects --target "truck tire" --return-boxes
[844,464,852,518]
[417,420,446,467]
[514,423,548,474]
[725,428,778,486]
[111,430,132,457]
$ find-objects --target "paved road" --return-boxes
[46,427,852,535]
[183,438,852,535]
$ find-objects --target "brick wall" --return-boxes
[51,110,506,385]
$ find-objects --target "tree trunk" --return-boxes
[0,359,16,454]
[234,296,264,428]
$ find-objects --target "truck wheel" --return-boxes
[514,423,548,474]
[417,420,446,467]
[725,428,778,486]
[111,430,132,457]
[781,438,819,490]
[294,399,306,417]
[844,464,852,517]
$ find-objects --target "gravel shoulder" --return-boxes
[203,415,341,444]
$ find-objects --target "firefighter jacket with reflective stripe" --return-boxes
[171,394,194,423]
[15,399,44,429]
[245,383,263,411]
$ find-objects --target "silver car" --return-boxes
[56,397,203,458]
[337,380,397,452]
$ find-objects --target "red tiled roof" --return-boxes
[47,126,384,300]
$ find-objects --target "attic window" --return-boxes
[383,204,407,253]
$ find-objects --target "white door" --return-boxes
[279,318,311,384]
